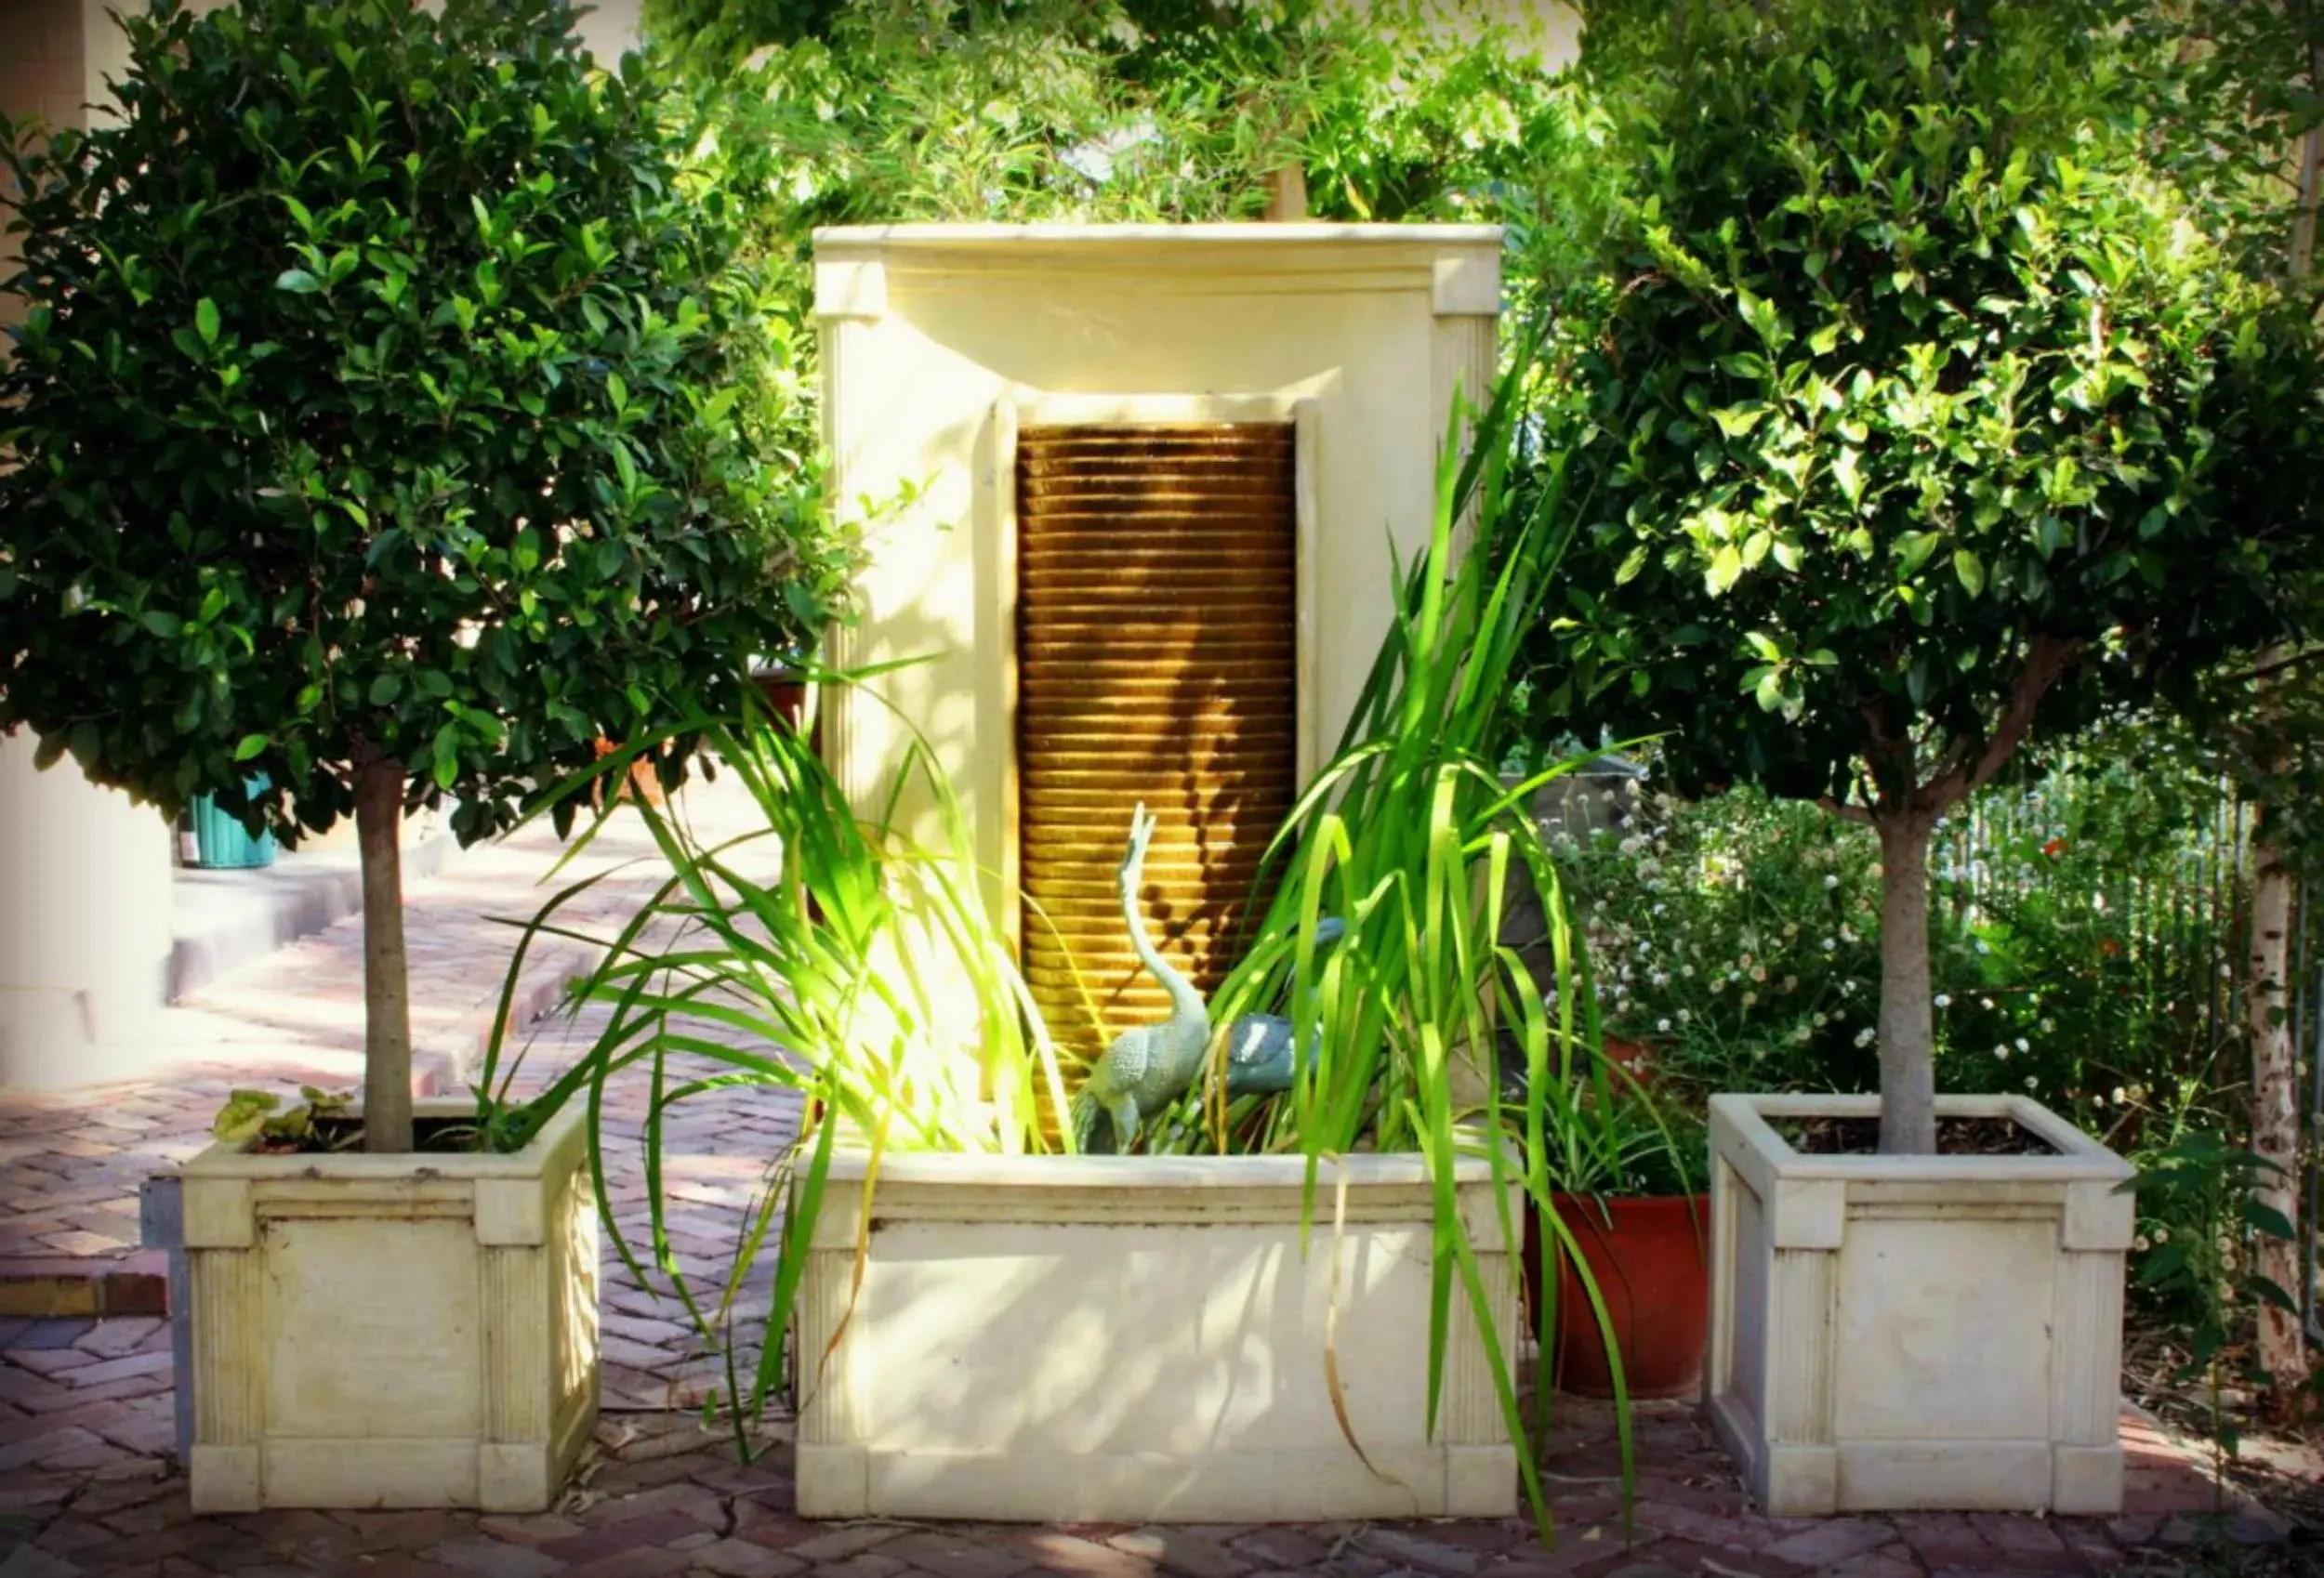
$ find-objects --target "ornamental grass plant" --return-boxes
[487,364,1668,1536]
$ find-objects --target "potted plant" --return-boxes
[1516,0,2321,1516]
[513,380,1637,1532]
[0,0,846,1512]
[1526,1092,1709,1400]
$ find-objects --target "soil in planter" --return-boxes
[248,1114,487,1156]
[1777,1114,2058,1156]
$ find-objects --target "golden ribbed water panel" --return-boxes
[1015,424,1298,1055]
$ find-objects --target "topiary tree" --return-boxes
[0,0,852,1151]
[1518,0,2324,1151]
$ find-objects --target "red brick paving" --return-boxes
[0,789,2305,1572]
[0,1385,2289,1574]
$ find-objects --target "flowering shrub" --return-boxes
[1557,786,1892,1094]
[1563,761,2242,1130]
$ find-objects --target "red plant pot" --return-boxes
[1601,1033,1658,1087]
[749,669,812,734]
[1524,1192,1710,1400]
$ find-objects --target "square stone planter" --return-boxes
[1705,1093,2133,1517]
[791,1151,1522,1522]
[181,1100,599,1512]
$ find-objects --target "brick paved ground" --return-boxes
[0,789,769,1305]
[0,1347,2292,1577]
[0,785,2308,1574]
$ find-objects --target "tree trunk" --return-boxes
[1261,162,1309,221]
[1874,813,1938,1154]
[2245,806,2307,1417]
[356,756,414,1155]
[2252,62,2319,1423]
[2291,45,2319,278]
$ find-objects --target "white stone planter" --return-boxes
[1705,1093,2133,1517]
[791,1151,1522,1523]
[181,1100,599,1512]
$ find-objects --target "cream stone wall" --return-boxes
[814,224,1499,921]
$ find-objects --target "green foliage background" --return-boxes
[1514,0,2322,809]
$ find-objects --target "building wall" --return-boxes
[0,0,178,1089]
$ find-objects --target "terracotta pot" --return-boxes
[1601,1033,1658,1087]
[750,669,810,732]
[1523,1192,1710,1400]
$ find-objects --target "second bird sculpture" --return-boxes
[1069,804,1210,1154]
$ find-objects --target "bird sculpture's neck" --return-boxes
[1119,829,1207,1031]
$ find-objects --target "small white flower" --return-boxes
[1854,1027,1876,1048]
[1974,938,1990,954]
[1934,993,1952,1008]
[2153,1225,2169,1243]
[2111,1086,2127,1104]
[1750,966,1767,983]
[1839,923,1855,943]
[2133,1234,2150,1253]
[2218,963,2233,980]
[1981,996,1996,1010]
[2014,1037,2029,1053]
[1711,978,1727,994]
[1821,938,1837,953]
[1657,1018,1672,1033]
[2040,1017,2055,1032]
[1824,874,1840,889]
[2024,1075,2038,1090]
[1741,992,1758,1009]
[1781,975,1798,993]
[1994,1044,2011,1060]
[1676,1008,1692,1024]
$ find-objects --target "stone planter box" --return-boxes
[792,1151,1522,1522]
[1705,1093,2133,1517]
[181,1101,598,1512]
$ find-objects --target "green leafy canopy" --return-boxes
[1522,0,2323,818]
[0,0,853,843]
